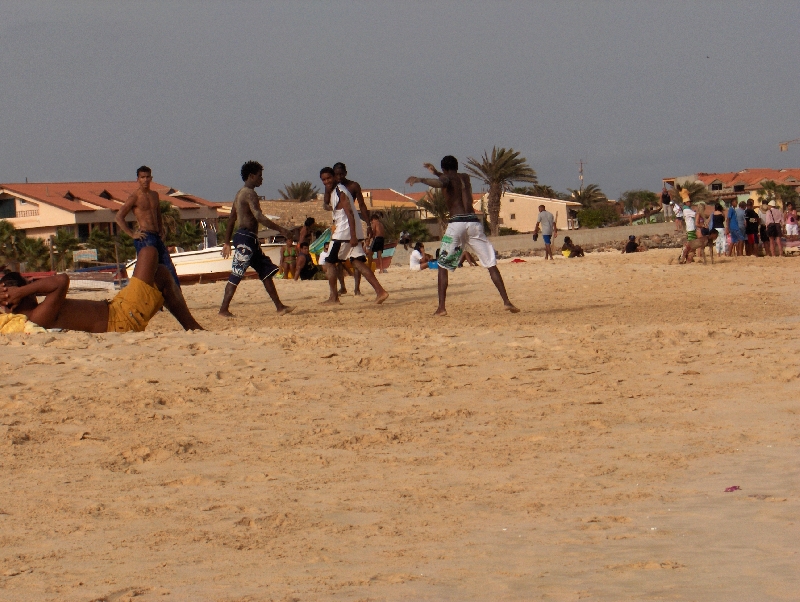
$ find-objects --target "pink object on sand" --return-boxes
[724,486,741,492]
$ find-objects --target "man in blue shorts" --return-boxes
[218,161,294,317]
[532,205,557,260]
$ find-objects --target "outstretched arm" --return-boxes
[423,163,442,177]
[406,175,450,188]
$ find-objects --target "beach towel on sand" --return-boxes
[0,313,46,334]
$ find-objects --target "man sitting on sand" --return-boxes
[679,229,718,264]
[406,156,519,316]
[621,235,644,253]
[561,236,585,258]
[0,261,203,333]
[293,241,319,281]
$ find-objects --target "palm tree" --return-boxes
[0,220,20,263]
[512,184,561,199]
[380,205,412,241]
[568,184,607,208]
[279,181,319,202]
[758,180,798,208]
[416,189,450,236]
[620,190,658,215]
[17,236,50,272]
[159,200,181,238]
[465,147,537,236]
[87,228,117,263]
[52,228,80,271]
[674,181,712,204]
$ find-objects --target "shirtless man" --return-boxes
[369,214,388,273]
[319,166,388,305]
[218,161,294,317]
[406,156,519,316]
[115,166,180,286]
[1,262,202,333]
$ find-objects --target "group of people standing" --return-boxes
[663,186,797,258]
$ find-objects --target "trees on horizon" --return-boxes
[465,147,537,236]
[279,181,320,202]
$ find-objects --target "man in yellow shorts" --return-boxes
[0,262,202,333]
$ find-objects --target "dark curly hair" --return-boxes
[241,161,263,182]
[319,166,334,177]
[0,271,27,287]
[440,155,458,171]
[137,165,151,177]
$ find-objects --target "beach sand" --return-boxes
[2,249,799,601]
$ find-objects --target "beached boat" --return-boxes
[125,244,283,285]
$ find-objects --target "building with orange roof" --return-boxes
[663,169,800,204]
[0,181,220,241]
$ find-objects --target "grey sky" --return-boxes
[2,1,799,202]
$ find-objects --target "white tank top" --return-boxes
[331,184,364,240]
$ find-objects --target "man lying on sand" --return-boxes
[680,229,718,264]
[406,156,519,316]
[0,262,203,333]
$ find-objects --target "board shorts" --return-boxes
[747,233,756,245]
[229,229,279,286]
[687,230,697,241]
[107,277,164,333]
[766,223,782,238]
[134,231,180,286]
[325,239,367,264]
[437,216,496,272]
[543,234,552,245]
[370,236,385,252]
[729,228,745,244]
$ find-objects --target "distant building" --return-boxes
[0,181,219,240]
[664,169,800,204]
[472,192,583,232]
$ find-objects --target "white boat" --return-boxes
[125,243,284,284]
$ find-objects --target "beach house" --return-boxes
[0,181,220,241]
[472,192,583,232]
[664,169,800,204]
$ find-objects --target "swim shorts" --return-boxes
[687,230,697,241]
[228,229,279,286]
[747,233,756,245]
[438,216,496,272]
[325,240,367,264]
[543,234,552,245]
[766,223,782,238]
[106,277,164,333]
[370,236,385,252]
[729,228,745,244]
[133,231,180,286]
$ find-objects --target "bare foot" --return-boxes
[434,308,448,317]
[380,269,388,274]
[276,305,295,316]
[504,304,520,313]
[375,291,389,304]
[354,290,362,296]
[320,299,341,306]
[338,289,348,295]
[218,309,235,318]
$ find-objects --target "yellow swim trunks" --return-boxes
[106,277,164,333]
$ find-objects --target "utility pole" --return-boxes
[578,160,586,193]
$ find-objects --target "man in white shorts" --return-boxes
[319,166,388,305]
[406,156,519,316]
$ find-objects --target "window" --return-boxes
[733,185,745,193]
[510,213,516,220]
[711,183,722,191]
[509,198,515,202]
[0,198,15,218]
[78,224,89,240]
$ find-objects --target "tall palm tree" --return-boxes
[380,205,412,241]
[52,228,80,271]
[416,189,450,236]
[568,184,607,208]
[279,181,319,202]
[674,181,712,204]
[159,200,182,238]
[465,147,537,236]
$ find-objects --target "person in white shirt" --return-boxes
[409,242,432,271]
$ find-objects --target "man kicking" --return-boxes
[1,262,202,332]
[406,156,519,316]
[319,167,388,305]
[219,161,294,317]
[330,162,372,294]
[115,165,181,286]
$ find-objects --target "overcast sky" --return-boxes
[2,1,799,202]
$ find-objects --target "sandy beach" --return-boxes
[2,249,799,601]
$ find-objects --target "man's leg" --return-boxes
[154,266,203,330]
[377,250,385,273]
[261,276,293,314]
[132,246,160,285]
[436,267,448,316]
[322,263,340,304]
[218,283,238,317]
[337,264,347,294]
[488,266,520,312]
[353,267,362,296]
[352,260,388,304]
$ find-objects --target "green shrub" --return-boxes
[498,227,519,236]
[576,206,619,228]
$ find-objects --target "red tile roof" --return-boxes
[0,181,219,214]
[692,169,800,190]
